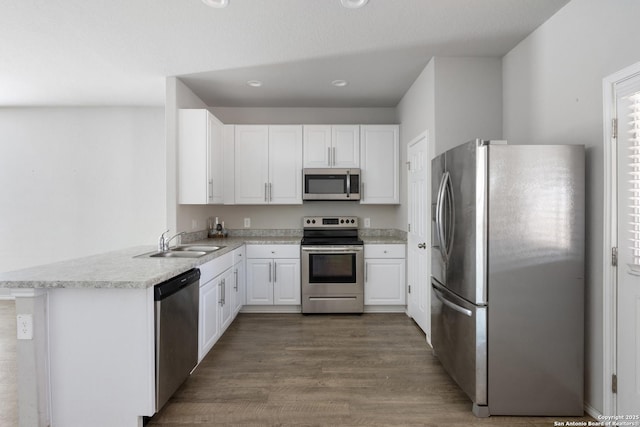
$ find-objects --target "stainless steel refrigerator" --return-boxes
[430,139,584,417]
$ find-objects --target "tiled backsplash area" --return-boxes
[181,228,406,244]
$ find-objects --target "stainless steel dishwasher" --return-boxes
[154,268,200,411]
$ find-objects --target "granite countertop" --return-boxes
[0,231,405,291]
[0,236,300,290]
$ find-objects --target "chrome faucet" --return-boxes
[158,230,186,252]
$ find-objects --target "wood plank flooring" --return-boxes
[148,313,594,427]
[0,301,594,426]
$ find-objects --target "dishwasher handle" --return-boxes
[154,268,201,301]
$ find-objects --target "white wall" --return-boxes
[395,59,435,231]
[433,57,503,155]
[0,107,165,274]
[395,57,502,231]
[502,0,640,414]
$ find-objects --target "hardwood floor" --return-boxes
[0,300,18,427]
[148,313,594,427]
[0,302,594,426]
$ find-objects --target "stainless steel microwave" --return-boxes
[302,168,361,201]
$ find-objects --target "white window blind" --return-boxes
[627,91,640,266]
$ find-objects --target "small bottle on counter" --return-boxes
[222,221,228,238]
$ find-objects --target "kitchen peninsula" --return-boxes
[0,229,406,427]
[0,235,294,427]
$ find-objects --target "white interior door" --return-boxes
[615,73,640,416]
[407,132,430,340]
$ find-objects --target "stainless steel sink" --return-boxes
[172,245,223,252]
[148,251,207,258]
[137,244,225,259]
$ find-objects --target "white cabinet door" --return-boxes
[245,258,274,305]
[303,125,359,168]
[364,258,406,305]
[234,125,269,204]
[269,126,302,204]
[199,278,220,361]
[222,124,235,204]
[273,258,300,305]
[360,125,399,204]
[232,259,245,316]
[303,125,332,167]
[208,113,224,204]
[219,268,235,334]
[332,125,360,168]
[178,109,224,205]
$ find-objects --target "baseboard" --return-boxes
[584,401,601,419]
[363,305,406,313]
[239,305,407,314]
[240,305,302,314]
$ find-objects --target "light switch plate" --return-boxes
[364,218,371,228]
[244,218,251,228]
[17,314,33,340]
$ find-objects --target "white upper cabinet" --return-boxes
[360,125,400,205]
[303,125,359,168]
[235,125,302,205]
[178,109,225,204]
[269,126,303,204]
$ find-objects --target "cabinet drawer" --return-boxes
[199,252,233,284]
[246,244,300,259]
[364,244,406,258]
[232,245,245,264]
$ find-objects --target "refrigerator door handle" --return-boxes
[434,287,472,317]
[444,171,455,261]
[436,172,448,261]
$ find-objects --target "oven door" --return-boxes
[301,245,364,313]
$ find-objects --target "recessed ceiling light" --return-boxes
[202,0,229,8]
[332,80,348,87]
[247,80,263,87]
[340,0,369,9]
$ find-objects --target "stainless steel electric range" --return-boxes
[300,216,364,314]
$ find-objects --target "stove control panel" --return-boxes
[303,216,359,228]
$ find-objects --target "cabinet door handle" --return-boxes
[274,261,277,282]
[333,147,336,166]
[219,280,224,306]
[234,269,238,291]
[269,182,273,201]
[365,262,368,282]
[208,179,213,201]
[418,243,426,249]
[264,183,268,202]
[361,182,364,201]
[328,147,332,166]
[269,262,272,283]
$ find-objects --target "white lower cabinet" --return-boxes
[219,267,235,334]
[364,244,406,305]
[199,275,221,361]
[232,246,246,316]
[198,250,236,362]
[245,245,300,306]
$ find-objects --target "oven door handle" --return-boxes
[301,246,363,253]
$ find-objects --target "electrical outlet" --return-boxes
[16,314,33,340]
[364,218,371,228]
[191,219,197,230]
[244,218,251,228]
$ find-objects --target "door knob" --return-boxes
[418,243,426,249]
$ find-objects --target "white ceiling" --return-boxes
[0,0,570,108]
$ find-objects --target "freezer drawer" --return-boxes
[431,279,487,408]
